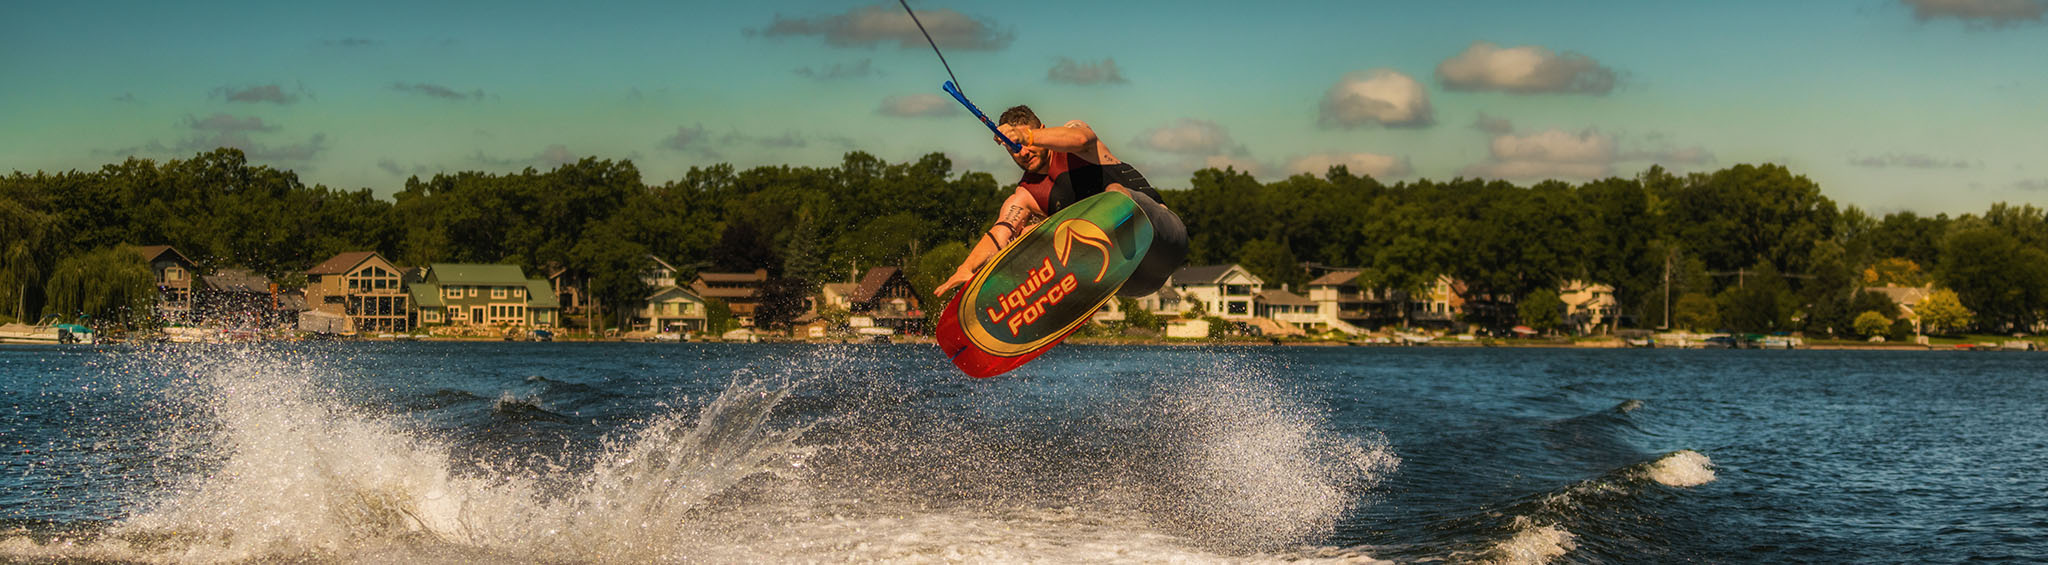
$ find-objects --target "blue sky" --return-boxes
[4,0,2044,214]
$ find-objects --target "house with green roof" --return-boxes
[408,263,559,330]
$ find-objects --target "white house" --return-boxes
[638,285,708,334]
[1560,280,1619,333]
[1254,289,1317,335]
[1168,265,1263,319]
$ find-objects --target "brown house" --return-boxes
[691,268,768,327]
[305,251,412,333]
[133,245,198,323]
[198,268,296,328]
[845,267,926,334]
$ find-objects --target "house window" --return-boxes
[446,286,462,299]
[1224,284,1251,296]
[513,288,524,298]
[450,308,465,321]
[468,287,478,297]
[1228,301,1249,315]
[492,287,507,299]
[167,267,183,281]
[423,310,442,323]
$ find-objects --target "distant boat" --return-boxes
[0,317,84,345]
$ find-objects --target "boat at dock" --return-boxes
[0,317,87,345]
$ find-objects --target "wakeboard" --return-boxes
[936,191,1156,378]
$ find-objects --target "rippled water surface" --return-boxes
[2,343,2043,563]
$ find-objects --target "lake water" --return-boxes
[1,343,2043,563]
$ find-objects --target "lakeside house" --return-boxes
[637,285,708,335]
[197,268,296,328]
[305,251,413,333]
[692,268,768,327]
[1561,280,1620,333]
[546,265,590,320]
[1254,288,1317,335]
[408,263,558,330]
[1169,265,1264,318]
[844,267,925,334]
[625,254,710,336]
[1304,270,1396,333]
[1864,284,1933,333]
[133,245,198,323]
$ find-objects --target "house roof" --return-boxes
[1307,270,1361,287]
[409,282,444,308]
[307,252,381,275]
[1256,289,1315,306]
[648,285,704,303]
[203,268,272,293]
[647,254,678,274]
[850,267,907,304]
[133,245,193,266]
[822,282,857,297]
[526,280,559,308]
[1864,285,1931,306]
[1171,265,1240,285]
[697,269,769,283]
[429,263,530,285]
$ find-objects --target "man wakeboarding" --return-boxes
[933,105,1188,299]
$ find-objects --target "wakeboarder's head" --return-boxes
[999,105,1049,175]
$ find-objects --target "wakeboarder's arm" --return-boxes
[934,187,1044,297]
[999,121,1097,154]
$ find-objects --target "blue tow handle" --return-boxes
[944,81,1021,152]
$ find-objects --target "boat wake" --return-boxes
[0,346,1398,564]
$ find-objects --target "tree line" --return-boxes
[4,147,2044,336]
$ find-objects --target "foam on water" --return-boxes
[0,346,1399,563]
[1482,516,1578,565]
[1645,449,1716,487]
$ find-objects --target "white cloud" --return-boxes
[795,59,877,80]
[1472,112,1515,135]
[186,113,275,132]
[877,93,957,117]
[1132,118,1238,156]
[1047,57,1127,85]
[2016,179,2048,191]
[1318,69,1433,129]
[1492,129,1616,163]
[1284,152,1413,178]
[1848,153,1973,169]
[1903,0,2047,26]
[661,125,709,152]
[756,5,1011,50]
[1462,129,1716,181]
[1437,42,1616,95]
[1460,129,1616,181]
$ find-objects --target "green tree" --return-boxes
[704,298,737,335]
[1517,288,1566,334]
[43,246,155,327]
[1674,292,1718,331]
[1852,310,1891,338]
[1118,297,1163,333]
[1937,226,2048,331]
[1917,288,1974,336]
[0,197,57,320]
[1238,237,1304,291]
